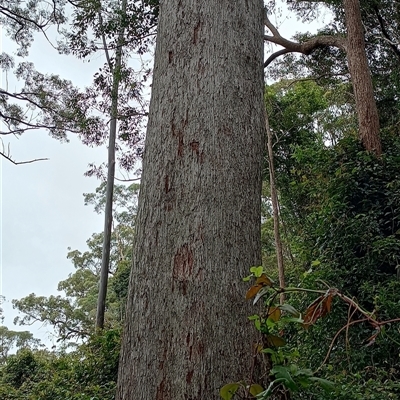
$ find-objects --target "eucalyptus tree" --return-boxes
[116,0,266,398]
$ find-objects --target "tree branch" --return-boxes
[263,10,346,68]
[0,151,49,165]
[373,6,400,61]
[264,49,291,68]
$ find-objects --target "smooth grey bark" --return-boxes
[116,0,265,399]
[96,0,127,329]
[265,111,285,304]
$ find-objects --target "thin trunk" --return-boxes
[95,0,127,330]
[265,111,285,304]
[343,0,381,155]
[116,0,266,398]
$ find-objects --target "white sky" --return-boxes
[0,2,332,346]
[1,28,107,344]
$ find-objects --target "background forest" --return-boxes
[1,0,400,399]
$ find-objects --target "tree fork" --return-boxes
[263,1,382,156]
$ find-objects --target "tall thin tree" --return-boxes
[265,110,285,304]
[96,0,128,329]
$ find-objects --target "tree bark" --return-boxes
[343,0,381,155]
[115,0,265,398]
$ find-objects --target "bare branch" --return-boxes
[0,151,49,165]
[114,176,141,182]
[263,10,346,68]
[264,49,291,68]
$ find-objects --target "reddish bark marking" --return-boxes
[165,175,170,193]
[156,379,166,400]
[181,281,188,295]
[173,244,194,281]
[190,140,200,157]
[171,118,186,157]
[188,345,193,361]
[178,136,184,157]
[186,369,194,384]
[193,20,201,44]
[196,341,205,356]
[159,345,168,370]
[188,340,204,362]
[190,141,205,164]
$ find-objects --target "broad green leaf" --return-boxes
[279,304,300,317]
[220,383,240,400]
[248,315,261,331]
[293,368,313,377]
[249,384,264,396]
[284,316,304,324]
[309,377,335,393]
[266,335,286,347]
[271,366,298,392]
[253,286,270,305]
[250,266,264,277]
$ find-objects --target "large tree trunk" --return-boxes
[115,0,265,399]
[343,0,382,155]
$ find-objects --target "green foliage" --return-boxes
[263,71,400,398]
[0,327,42,364]
[0,329,121,400]
[12,183,137,342]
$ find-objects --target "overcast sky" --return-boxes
[0,25,111,344]
[0,2,332,346]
